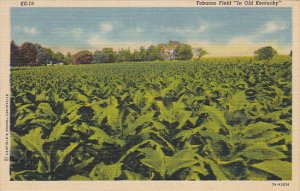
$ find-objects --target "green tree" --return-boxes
[132,50,142,62]
[175,43,193,60]
[146,45,161,61]
[193,48,208,59]
[52,52,64,64]
[254,46,277,62]
[20,42,37,65]
[93,51,105,63]
[116,48,132,62]
[154,41,193,61]
[72,50,93,64]
[63,52,73,64]
[35,44,53,65]
[10,40,21,66]
[139,46,147,61]
[102,48,116,63]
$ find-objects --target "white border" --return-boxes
[1,1,299,191]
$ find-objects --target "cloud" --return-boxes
[100,23,113,32]
[163,28,187,33]
[197,23,209,32]
[163,23,211,34]
[134,27,144,33]
[52,36,290,56]
[163,28,200,33]
[262,21,287,34]
[87,35,152,51]
[122,27,145,34]
[87,35,111,48]
[51,27,83,38]
[22,27,38,34]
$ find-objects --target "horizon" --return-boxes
[11,8,292,56]
[10,40,291,58]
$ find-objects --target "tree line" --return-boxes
[10,40,209,66]
[10,40,285,66]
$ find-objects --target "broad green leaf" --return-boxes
[191,163,209,176]
[139,147,166,177]
[11,132,21,150]
[16,103,34,113]
[90,103,106,124]
[89,126,112,144]
[207,160,228,180]
[228,91,247,111]
[203,119,222,132]
[240,143,286,160]
[37,102,56,117]
[166,149,198,176]
[175,126,203,142]
[11,170,39,181]
[118,141,148,162]
[76,93,89,103]
[123,170,148,180]
[20,128,46,158]
[105,104,120,129]
[251,160,291,180]
[67,110,81,123]
[189,116,198,127]
[133,90,144,106]
[47,121,71,142]
[110,96,119,107]
[157,101,174,122]
[89,162,122,180]
[151,121,168,134]
[37,160,47,173]
[217,159,247,180]
[74,157,95,171]
[31,118,53,126]
[172,99,186,112]
[152,130,174,151]
[247,168,269,180]
[57,142,80,167]
[36,91,48,102]
[199,130,228,142]
[243,122,278,138]
[127,111,156,134]
[64,101,82,114]
[15,113,36,126]
[119,139,161,162]
[68,175,91,180]
[176,110,192,130]
[201,106,228,128]
[243,131,285,145]
[73,124,86,135]
[269,85,284,108]
[277,121,292,131]
[143,91,156,112]
[185,171,201,180]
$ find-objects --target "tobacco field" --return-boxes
[10,61,292,180]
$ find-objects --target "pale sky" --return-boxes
[11,8,292,56]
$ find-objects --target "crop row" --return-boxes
[10,61,292,180]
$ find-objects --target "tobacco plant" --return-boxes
[10,61,292,180]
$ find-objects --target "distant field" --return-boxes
[197,55,291,64]
[10,61,292,180]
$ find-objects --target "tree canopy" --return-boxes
[72,50,93,64]
[20,42,37,65]
[254,46,277,62]
[10,40,209,66]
